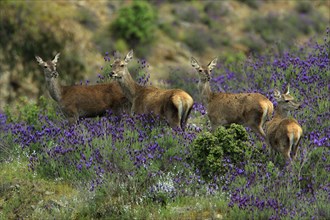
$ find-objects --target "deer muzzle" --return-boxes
[109,71,122,79]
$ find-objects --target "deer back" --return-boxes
[60,82,129,117]
[133,87,190,114]
[208,92,272,124]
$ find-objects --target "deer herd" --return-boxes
[36,50,303,163]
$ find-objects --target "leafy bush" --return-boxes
[111,1,157,49]
[190,124,250,179]
[295,1,313,14]
[214,124,249,164]
[190,132,221,179]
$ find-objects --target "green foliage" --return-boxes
[298,147,330,191]
[0,161,78,219]
[190,124,250,179]
[111,1,157,49]
[213,124,249,164]
[4,96,59,126]
[190,132,221,179]
[294,0,313,14]
[236,0,260,9]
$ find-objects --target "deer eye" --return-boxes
[285,100,290,103]
[199,69,203,73]
[120,64,124,67]
[44,66,47,68]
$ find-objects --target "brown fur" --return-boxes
[265,87,303,161]
[36,53,130,124]
[110,50,194,130]
[191,57,273,137]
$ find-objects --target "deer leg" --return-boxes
[250,124,266,138]
[258,126,266,138]
[63,106,79,126]
[181,107,192,131]
[291,138,301,160]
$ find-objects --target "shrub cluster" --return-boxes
[111,1,157,50]
[190,124,251,180]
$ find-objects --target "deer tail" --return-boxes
[180,96,194,130]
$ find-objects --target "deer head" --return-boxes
[191,57,217,82]
[274,86,301,113]
[35,53,60,79]
[109,50,133,80]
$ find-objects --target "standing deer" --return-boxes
[265,86,303,161]
[191,57,273,137]
[109,50,194,130]
[36,53,130,124]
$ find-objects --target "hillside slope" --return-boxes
[0,0,328,110]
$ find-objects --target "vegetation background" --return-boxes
[0,0,328,110]
[0,0,329,219]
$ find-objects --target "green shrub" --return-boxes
[111,1,157,49]
[295,1,313,14]
[236,0,260,9]
[189,124,250,180]
[4,96,59,126]
[190,132,222,179]
[213,124,249,164]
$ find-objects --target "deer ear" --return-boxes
[35,56,44,65]
[274,88,281,99]
[284,85,290,95]
[52,53,60,65]
[208,58,217,71]
[124,50,133,63]
[191,57,200,69]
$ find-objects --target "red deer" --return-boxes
[36,53,130,124]
[109,50,194,130]
[191,57,273,137]
[265,86,303,161]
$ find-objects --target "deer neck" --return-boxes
[273,105,289,119]
[117,69,139,102]
[198,80,213,105]
[45,75,62,102]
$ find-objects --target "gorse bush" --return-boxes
[190,124,250,180]
[111,1,157,49]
